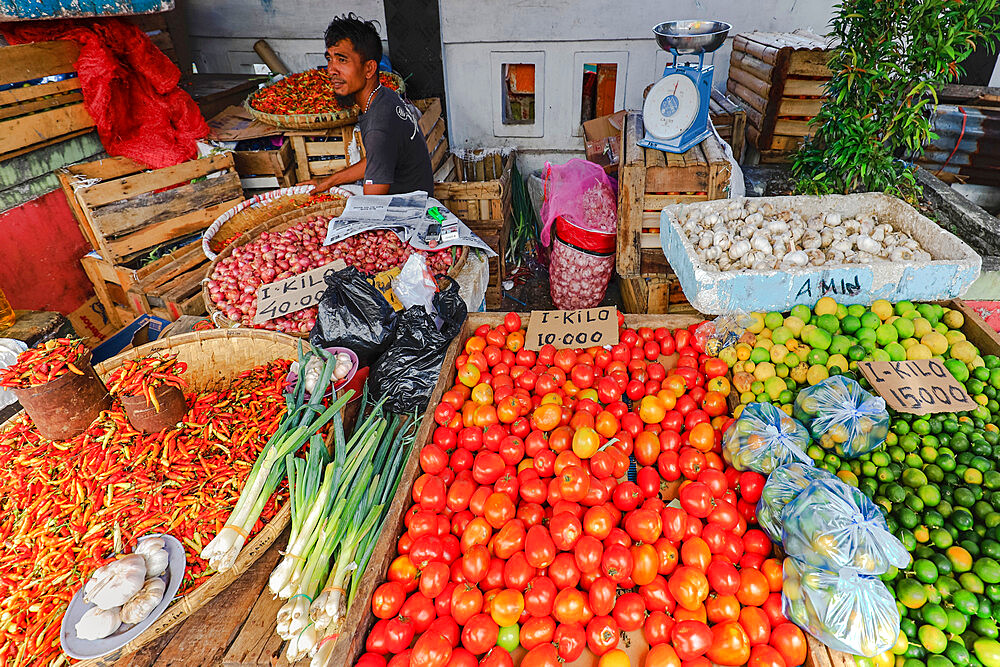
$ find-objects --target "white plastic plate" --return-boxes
[60,534,186,660]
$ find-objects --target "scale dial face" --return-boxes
[643,72,700,140]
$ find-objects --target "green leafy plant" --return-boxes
[792,0,1000,202]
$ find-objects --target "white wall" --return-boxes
[440,0,835,170]
[185,0,387,74]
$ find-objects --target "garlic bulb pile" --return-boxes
[290,352,354,395]
[675,199,932,272]
[77,538,173,641]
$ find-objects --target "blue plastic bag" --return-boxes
[756,462,837,543]
[782,558,900,657]
[793,376,889,459]
[782,477,910,575]
[722,402,812,474]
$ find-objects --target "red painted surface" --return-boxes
[0,190,94,315]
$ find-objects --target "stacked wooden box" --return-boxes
[59,153,243,324]
[414,98,450,176]
[232,141,297,191]
[727,31,832,163]
[434,151,513,310]
[287,125,365,184]
[709,89,747,161]
[0,41,96,163]
[617,112,730,314]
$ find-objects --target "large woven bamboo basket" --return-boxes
[245,71,405,131]
[0,330,301,667]
[202,201,468,337]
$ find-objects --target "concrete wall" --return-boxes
[440,0,835,170]
[185,0,387,74]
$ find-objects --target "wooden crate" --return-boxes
[79,253,157,330]
[232,140,297,191]
[710,89,747,161]
[414,97,450,174]
[127,242,210,321]
[434,151,514,310]
[727,31,831,163]
[57,153,243,264]
[0,41,96,162]
[617,112,729,313]
[287,125,364,183]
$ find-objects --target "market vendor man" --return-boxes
[306,14,434,196]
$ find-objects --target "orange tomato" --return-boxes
[598,649,630,667]
[496,396,520,424]
[707,376,731,396]
[761,559,784,592]
[707,594,741,624]
[595,411,619,438]
[638,395,667,424]
[554,450,582,474]
[569,411,595,431]
[540,392,563,406]
[490,589,524,626]
[563,380,580,397]
[662,375,687,398]
[458,363,481,388]
[655,389,678,411]
[673,604,707,623]
[471,382,494,405]
[631,543,659,586]
[701,391,728,417]
[549,426,574,453]
[474,404,499,428]
[633,431,661,467]
[465,336,487,354]
[531,403,562,432]
[680,537,712,572]
[572,426,600,459]
[688,422,716,453]
[505,331,525,352]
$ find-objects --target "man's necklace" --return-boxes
[362,84,382,114]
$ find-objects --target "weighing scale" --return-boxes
[639,20,731,153]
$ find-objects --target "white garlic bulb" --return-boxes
[76,606,122,640]
[135,538,169,578]
[84,554,147,611]
[729,240,751,260]
[856,236,881,255]
[783,250,809,267]
[120,578,167,625]
[332,352,353,381]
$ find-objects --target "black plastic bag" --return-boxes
[310,266,397,367]
[369,277,468,414]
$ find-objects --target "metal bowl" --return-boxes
[653,20,732,54]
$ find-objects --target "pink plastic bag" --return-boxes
[540,159,618,248]
[549,229,615,309]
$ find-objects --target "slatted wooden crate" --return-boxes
[286,125,364,183]
[727,31,832,163]
[434,151,514,310]
[79,252,162,330]
[617,112,729,314]
[57,152,244,264]
[710,89,747,161]
[414,98,450,174]
[127,242,209,321]
[232,140,297,191]
[0,41,96,162]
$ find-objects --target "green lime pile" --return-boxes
[716,297,982,417]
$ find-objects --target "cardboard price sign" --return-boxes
[857,359,978,415]
[253,260,347,324]
[524,307,619,351]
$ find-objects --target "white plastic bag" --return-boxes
[392,254,437,316]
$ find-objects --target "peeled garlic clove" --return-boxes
[76,606,122,640]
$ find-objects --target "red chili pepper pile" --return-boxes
[106,353,188,401]
[0,338,88,389]
[0,360,291,667]
[250,69,402,116]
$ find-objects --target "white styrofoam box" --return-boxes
[659,194,982,314]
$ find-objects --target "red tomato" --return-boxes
[612,481,642,512]
[706,559,740,596]
[387,650,412,667]
[624,508,662,544]
[503,551,536,591]
[420,561,450,599]
[601,544,633,584]
[588,575,617,616]
[552,588,587,625]
[519,616,556,650]
[737,568,770,607]
[554,622,586,661]
[706,621,751,666]
[400,592,435,633]
[461,613,498,654]
[740,606,772,646]
[451,584,484,625]
[763,592,787,627]
[738,470,766,503]
[749,645,788,667]
[643,610,676,647]
[383,616,415,653]
[549,512,583,551]
[678,448,706,480]
[480,646,514,667]
[575,535,604,573]
[667,566,709,611]
[372,581,406,619]
[525,525,557,569]
[678,482,714,518]
[611,591,646,632]
[549,552,582,590]
[493,519,527,559]
[653,540,680,577]
[670,620,712,660]
[770,623,808,667]
[743,529,772,556]
[708,500,740,530]
[762,558,784,592]
[356,653,387,667]
[636,466,662,499]
[411,631,453,667]
[367,620,391,654]
[524,576,557,617]
[585,616,620,656]
[504,312,522,332]
[707,594,741,624]
[661,506,688,543]
[680,537,712,572]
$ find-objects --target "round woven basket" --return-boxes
[202,186,354,260]
[245,71,405,131]
[4,330,302,667]
[202,202,468,337]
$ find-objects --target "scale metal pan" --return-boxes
[653,20,731,54]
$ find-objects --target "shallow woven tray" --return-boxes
[245,71,405,131]
[202,186,353,260]
[203,201,467,337]
[0,329,302,667]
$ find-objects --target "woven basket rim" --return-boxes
[203,202,468,337]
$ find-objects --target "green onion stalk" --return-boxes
[200,344,353,572]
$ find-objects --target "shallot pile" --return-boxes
[207,216,454,333]
[675,199,932,272]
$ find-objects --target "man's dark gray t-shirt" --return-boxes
[357,87,434,194]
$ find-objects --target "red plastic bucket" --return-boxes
[554,215,616,254]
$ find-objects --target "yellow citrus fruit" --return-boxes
[814,297,838,317]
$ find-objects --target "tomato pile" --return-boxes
[359,312,811,667]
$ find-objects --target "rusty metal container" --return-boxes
[120,384,187,433]
[11,352,111,440]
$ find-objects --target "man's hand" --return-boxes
[302,178,332,193]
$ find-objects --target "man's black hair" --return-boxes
[324,13,383,65]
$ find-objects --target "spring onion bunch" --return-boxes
[200,343,353,572]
